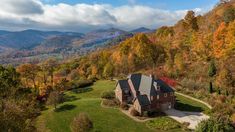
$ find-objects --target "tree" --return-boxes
[174,53,185,71]
[46,90,63,110]
[103,63,114,78]
[216,67,233,93]
[70,113,93,132]
[223,7,235,23]
[184,11,199,31]
[44,58,58,87]
[0,65,39,132]
[209,82,213,93]
[213,22,227,58]
[17,64,40,88]
[195,116,234,132]
[208,61,217,77]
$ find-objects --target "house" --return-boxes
[115,73,175,114]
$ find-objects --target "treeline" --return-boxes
[0,65,40,131]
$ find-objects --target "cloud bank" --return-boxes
[0,0,205,32]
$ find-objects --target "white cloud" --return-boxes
[0,0,204,32]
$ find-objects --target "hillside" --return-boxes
[38,0,235,126]
[0,28,132,65]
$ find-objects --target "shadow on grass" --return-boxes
[174,99,203,112]
[55,104,76,112]
[63,95,80,102]
[71,87,93,94]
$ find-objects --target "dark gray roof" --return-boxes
[128,73,142,91]
[136,95,150,106]
[117,80,130,91]
[155,79,174,93]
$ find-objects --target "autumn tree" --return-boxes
[216,66,233,94]
[212,22,227,58]
[174,53,185,71]
[17,63,40,88]
[70,113,93,132]
[46,90,63,110]
[103,62,114,78]
[223,7,235,23]
[184,11,199,31]
[0,65,39,131]
[44,58,58,87]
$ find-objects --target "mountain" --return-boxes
[0,28,132,65]
[130,27,153,33]
[0,29,84,49]
[73,28,133,49]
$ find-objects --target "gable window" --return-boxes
[164,93,167,97]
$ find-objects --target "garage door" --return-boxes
[161,102,171,111]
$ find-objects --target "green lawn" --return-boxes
[146,117,185,132]
[36,80,207,132]
[36,80,153,132]
[175,93,211,113]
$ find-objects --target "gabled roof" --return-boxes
[128,73,142,91]
[136,95,150,106]
[155,79,174,93]
[117,80,130,91]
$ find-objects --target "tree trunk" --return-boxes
[43,73,47,86]
[51,74,54,87]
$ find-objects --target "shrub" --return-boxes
[120,102,129,110]
[195,116,234,132]
[102,99,120,107]
[70,113,93,132]
[129,107,139,116]
[146,117,181,130]
[101,90,115,99]
[70,79,93,89]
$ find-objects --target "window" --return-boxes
[170,92,174,96]
[151,96,153,101]
[164,93,167,97]
[157,95,159,100]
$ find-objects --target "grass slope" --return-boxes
[175,94,210,113]
[36,80,209,132]
[37,80,153,132]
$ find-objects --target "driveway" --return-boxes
[164,109,209,129]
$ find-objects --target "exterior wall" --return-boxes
[115,84,124,103]
[149,92,175,111]
[133,100,142,114]
[128,79,137,98]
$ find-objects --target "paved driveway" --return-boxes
[164,109,209,129]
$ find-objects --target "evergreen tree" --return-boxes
[209,82,213,93]
[208,61,217,77]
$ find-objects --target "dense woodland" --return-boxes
[1,0,235,131]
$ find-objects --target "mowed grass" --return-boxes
[36,80,154,132]
[146,117,184,132]
[36,80,207,132]
[175,93,210,113]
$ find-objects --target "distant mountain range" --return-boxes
[1,27,155,65]
[130,27,154,33]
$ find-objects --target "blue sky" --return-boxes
[0,0,219,32]
[43,0,219,10]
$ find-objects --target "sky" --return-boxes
[0,0,219,32]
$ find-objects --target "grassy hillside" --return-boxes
[36,80,211,132]
[36,81,153,132]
